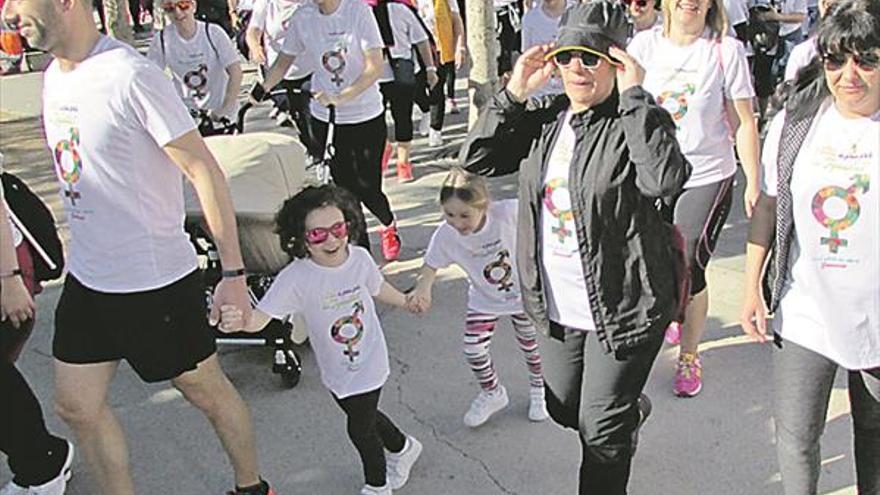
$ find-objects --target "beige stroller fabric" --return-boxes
[184,132,307,274]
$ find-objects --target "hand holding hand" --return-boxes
[609,46,645,94]
[210,277,252,333]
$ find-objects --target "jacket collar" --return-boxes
[568,89,620,127]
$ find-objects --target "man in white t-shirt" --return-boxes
[756,0,807,76]
[147,0,243,135]
[1,0,275,493]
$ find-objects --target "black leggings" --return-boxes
[380,81,415,143]
[1,320,68,486]
[309,114,395,247]
[416,61,455,131]
[333,387,406,487]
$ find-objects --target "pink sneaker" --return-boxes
[673,352,702,397]
[665,321,682,345]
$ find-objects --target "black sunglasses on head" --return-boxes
[822,51,880,72]
[553,50,604,68]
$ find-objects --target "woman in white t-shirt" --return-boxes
[146,0,242,135]
[410,169,548,428]
[245,0,313,141]
[252,0,403,262]
[629,0,761,398]
[741,2,880,492]
[223,185,421,495]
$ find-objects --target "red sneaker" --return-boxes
[397,161,413,182]
[380,224,401,261]
[380,141,393,175]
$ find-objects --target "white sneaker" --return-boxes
[386,435,423,490]
[463,386,509,428]
[3,440,75,495]
[528,387,549,422]
[428,128,443,147]
[418,113,430,136]
[359,484,391,495]
[0,482,27,495]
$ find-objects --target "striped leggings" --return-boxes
[464,311,544,391]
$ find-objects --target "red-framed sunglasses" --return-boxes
[161,0,193,12]
[305,221,349,245]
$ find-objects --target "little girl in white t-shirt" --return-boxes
[411,168,548,428]
[221,185,420,495]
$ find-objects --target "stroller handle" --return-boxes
[236,102,254,134]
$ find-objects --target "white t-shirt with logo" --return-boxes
[784,36,818,81]
[416,0,459,37]
[629,28,755,188]
[280,0,385,124]
[146,22,241,121]
[762,102,880,370]
[43,36,198,293]
[249,0,312,80]
[521,3,564,98]
[379,3,431,83]
[425,199,524,315]
[258,246,390,398]
[540,111,596,331]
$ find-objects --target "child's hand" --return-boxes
[406,288,432,315]
[404,293,424,315]
[218,304,258,333]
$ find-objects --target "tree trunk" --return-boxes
[465,0,497,129]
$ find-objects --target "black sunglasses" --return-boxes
[822,51,880,72]
[553,50,603,68]
[625,0,649,7]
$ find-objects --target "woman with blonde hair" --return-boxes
[628,0,760,398]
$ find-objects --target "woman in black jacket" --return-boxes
[460,3,690,493]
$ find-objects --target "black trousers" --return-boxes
[309,113,394,247]
[419,62,455,131]
[0,319,68,486]
[380,81,415,143]
[333,387,406,487]
[540,324,663,495]
[495,4,522,75]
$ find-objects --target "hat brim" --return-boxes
[544,46,622,67]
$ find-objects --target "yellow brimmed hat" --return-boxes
[545,1,631,66]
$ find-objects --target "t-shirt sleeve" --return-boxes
[499,198,519,223]
[127,63,197,147]
[145,33,164,67]
[359,3,386,52]
[760,111,785,197]
[257,264,303,318]
[280,10,308,57]
[358,247,384,296]
[721,37,755,100]
[424,226,453,269]
[210,24,241,68]
[404,6,429,44]
[626,30,650,67]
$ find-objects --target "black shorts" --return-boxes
[53,270,216,383]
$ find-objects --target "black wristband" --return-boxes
[221,268,246,278]
[250,83,267,102]
[0,268,22,279]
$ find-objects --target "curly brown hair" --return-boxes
[275,185,365,259]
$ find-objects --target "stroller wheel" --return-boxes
[280,358,302,389]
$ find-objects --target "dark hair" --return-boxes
[275,184,364,259]
[817,0,880,58]
[439,168,490,210]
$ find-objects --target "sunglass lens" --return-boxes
[305,229,329,244]
[580,53,601,67]
[554,52,573,65]
[329,222,349,239]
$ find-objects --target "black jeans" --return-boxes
[0,319,68,486]
[309,113,395,248]
[540,323,663,495]
[380,81,415,143]
[333,387,406,487]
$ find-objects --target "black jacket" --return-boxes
[461,86,691,353]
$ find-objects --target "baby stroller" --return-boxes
[183,128,309,388]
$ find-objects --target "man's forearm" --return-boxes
[190,160,244,270]
[222,64,243,114]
